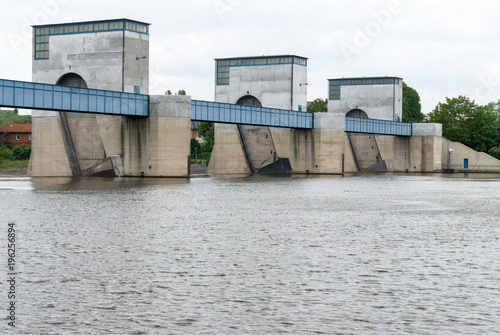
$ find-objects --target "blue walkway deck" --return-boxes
[191,100,314,129]
[346,116,412,137]
[0,79,149,117]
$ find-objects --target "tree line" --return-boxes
[426,96,500,159]
[0,108,31,128]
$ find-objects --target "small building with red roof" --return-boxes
[0,124,32,147]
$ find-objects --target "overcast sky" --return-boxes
[1,0,500,114]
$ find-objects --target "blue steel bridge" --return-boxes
[0,78,412,136]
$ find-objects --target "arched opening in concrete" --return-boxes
[346,108,368,118]
[236,95,262,107]
[56,73,88,88]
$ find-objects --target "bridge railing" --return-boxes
[0,79,149,117]
[191,100,313,129]
[346,116,412,136]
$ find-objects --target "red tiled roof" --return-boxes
[0,124,32,133]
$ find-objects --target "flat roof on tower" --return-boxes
[32,18,150,28]
[328,77,403,101]
[215,55,308,85]
[328,76,402,81]
[32,18,150,38]
[215,54,308,61]
[33,18,150,60]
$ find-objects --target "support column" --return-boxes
[410,123,443,172]
[123,95,191,177]
[28,114,74,177]
[207,124,250,175]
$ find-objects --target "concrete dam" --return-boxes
[1,18,446,177]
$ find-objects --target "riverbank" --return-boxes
[190,163,208,175]
[0,168,27,176]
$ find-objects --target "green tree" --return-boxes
[427,96,500,152]
[402,82,424,123]
[486,99,500,128]
[0,109,31,128]
[197,122,214,160]
[488,146,500,160]
[307,98,327,113]
[165,89,186,96]
[463,104,499,152]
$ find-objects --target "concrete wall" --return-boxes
[343,132,441,173]
[408,123,443,172]
[275,117,442,174]
[360,123,442,173]
[207,110,445,175]
[375,135,410,171]
[238,126,277,171]
[328,80,403,121]
[348,134,383,170]
[442,139,500,172]
[30,95,191,177]
[32,30,149,93]
[271,127,345,174]
[209,113,347,175]
[215,62,307,111]
[123,95,191,177]
[207,124,251,175]
[407,134,442,172]
[28,116,73,177]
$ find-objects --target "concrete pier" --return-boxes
[123,95,190,177]
[29,95,191,178]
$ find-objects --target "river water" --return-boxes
[1,173,500,334]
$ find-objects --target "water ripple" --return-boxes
[2,174,500,334]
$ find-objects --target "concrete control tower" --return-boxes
[327,76,403,121]
[214,55,308,111]
[30,19,150,176]
[209,55,308,174]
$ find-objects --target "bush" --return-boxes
[190,159,208,166]
[0,146,13,161]
[12,145,31,160]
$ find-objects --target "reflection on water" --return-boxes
[1,173,500,334]
[30,176,190,191]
